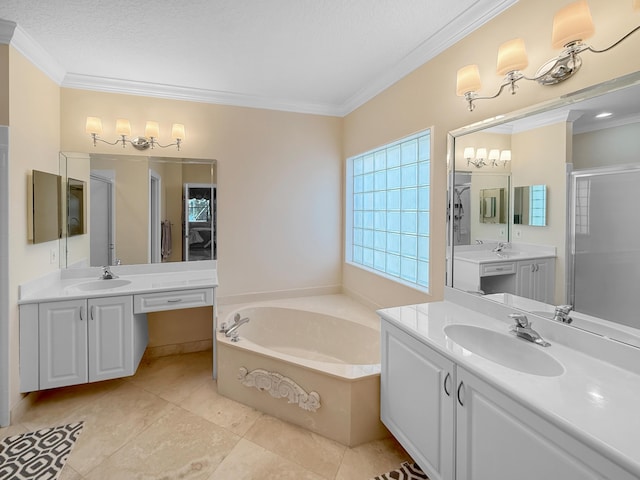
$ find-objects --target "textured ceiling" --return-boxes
[0,0,517,115]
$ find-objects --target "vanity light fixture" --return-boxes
[457,0,640,111]
[463,147,511,168]
[86,117,185,151]
[499,149,512,167]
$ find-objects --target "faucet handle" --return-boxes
[508,313,529,328]
[555,304,573,314]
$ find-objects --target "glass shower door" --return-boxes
[571,165,640,327]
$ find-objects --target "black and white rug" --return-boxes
[370,461,429,480]
[0,422,84,480]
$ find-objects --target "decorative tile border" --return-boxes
[237,367,321,412]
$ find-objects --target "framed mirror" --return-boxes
[60,152,217,268]
[513,184,547,226]
[31,170,62,243]
[447,71,640,345]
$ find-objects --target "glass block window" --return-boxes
[346,130,431,291]
[529,185,547,227]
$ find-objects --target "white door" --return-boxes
[0,127,8,426]
[149,170,161,263]
[380,321,455,480]
[455,367,625,480]
[88,296,133,382]
[38,300,88,389]
[90,173,115,266]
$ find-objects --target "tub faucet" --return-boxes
[224,314,250,338]
[553,305,573,324]
[509,313,551,347]
[100,265,118,280]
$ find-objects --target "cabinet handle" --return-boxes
[457,381,465,407]
[531,264,535,273]
[79,306,84,321]
[167,299,183,303]
[90,305,95,320]
[443,372,451,396]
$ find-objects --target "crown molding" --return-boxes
[6,0,516,117]
[0,19,17,44]
[62,73,344,117]
[7,24,65,84]
[338,0,518,116]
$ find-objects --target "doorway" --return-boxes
[183,183,216,261]
[90,171,116,266]
[149,170,161,263]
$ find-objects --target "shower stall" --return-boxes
[570,164,640,328]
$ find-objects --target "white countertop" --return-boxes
[378,299,640,477]
[453,242,556,264]
[18,261,218,304]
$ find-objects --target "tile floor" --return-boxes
[1,350,412,479]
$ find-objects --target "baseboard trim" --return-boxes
[143,339,213,359]
[216,285,342,306]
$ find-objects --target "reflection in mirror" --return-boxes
[448,72,640,346]
[61,153,217,268]
[513,184,547,226]
[32,170,62,243]
[479,187,506,224]
[67,178,86,236]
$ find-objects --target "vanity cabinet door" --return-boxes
[455,367,632,480]
[381,320,455,480]
[38,299,88,389]
[515,258,555,303]
[87,296,134,382]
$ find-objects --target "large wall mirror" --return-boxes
[447,71,640,345]
[59,152,217,268]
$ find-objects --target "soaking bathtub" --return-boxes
[216,296,388,446]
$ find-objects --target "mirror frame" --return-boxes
[59,152,217,269]
[446,71,640,338]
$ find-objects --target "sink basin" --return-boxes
[444,324,564,377]
[72,279,132,292]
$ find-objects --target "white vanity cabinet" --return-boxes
[515,258,554,303]
[380,316,636,480]
[21,295,148,391]
[453,254,554,303]
[455,367,634,480]
[381,320,455,480]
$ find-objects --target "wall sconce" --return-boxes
[463,147,511,168]
[86,117,185,151]
[457,0,640,111]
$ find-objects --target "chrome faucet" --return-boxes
[553,305,573,324]
[100,265,118,280]
[223,313,250,339]
[492,242,509,252]
[509,313,551,347]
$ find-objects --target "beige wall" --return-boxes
[8,47,60,412]
[574,122,640,169]
[342,0,640,308]
[512,123,569,303]
[60,89,344,301]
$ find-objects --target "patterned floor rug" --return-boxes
[370,461,429,480]
[0,422,84,480]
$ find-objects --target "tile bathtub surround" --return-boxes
[2,351,411,479]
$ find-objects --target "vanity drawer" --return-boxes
[480,262,516,277]
[133,288,214,313]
